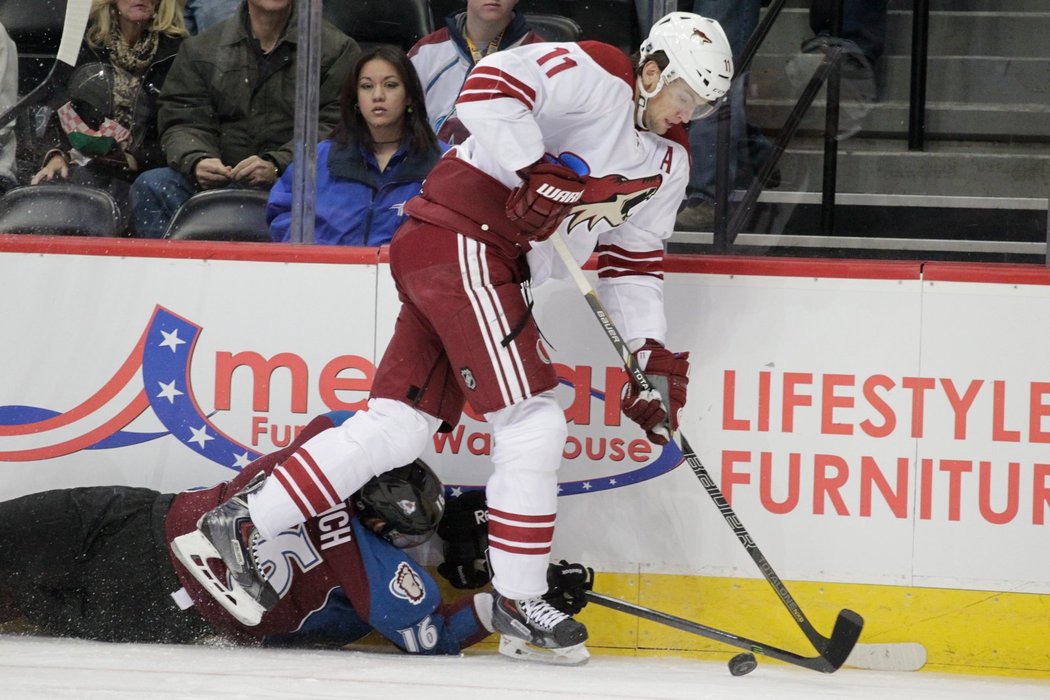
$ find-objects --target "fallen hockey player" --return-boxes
[0,411,592,658]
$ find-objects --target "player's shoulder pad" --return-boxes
[577,41,634,90]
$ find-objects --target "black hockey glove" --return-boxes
[436,490,491,589]
[543,560,594,615]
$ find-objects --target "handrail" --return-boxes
[716,0,935,244]
[727,48,845,245]
[908,0,930,151]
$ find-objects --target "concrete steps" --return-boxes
[711,2,1050,257]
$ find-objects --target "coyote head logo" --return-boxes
[564,172,664,232]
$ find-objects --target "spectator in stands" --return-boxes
[28,0,186,230]
[804,0,887,69]
[409,0,544,145]
[675,1,775,231]
[0,21,17,193]
[183,0,240,34]
[787,0,886,138]
[268,46,447,245]
[129,0,358,238]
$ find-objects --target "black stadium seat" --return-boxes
[165,190,271,242]
[0,183,122,236]
[323,0,434,51]
[523,14,583,43]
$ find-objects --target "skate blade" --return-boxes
[498,635,590,666]
[171,530,265,626]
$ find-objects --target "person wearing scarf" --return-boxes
[30,0,187,234]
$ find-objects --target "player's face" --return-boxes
[357,59,410,132]
[468,0,519,24]
[644,76,712,134]
[114,0,157,25]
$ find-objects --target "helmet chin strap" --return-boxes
[635,75,659,129]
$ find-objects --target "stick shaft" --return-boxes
[550,232,847,652]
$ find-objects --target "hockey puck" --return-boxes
[728,652,757,676]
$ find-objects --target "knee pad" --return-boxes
[343,398,440,475]
[488,392,567,473]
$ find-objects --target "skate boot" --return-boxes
[171,473,278,626]
[492,592,590,665]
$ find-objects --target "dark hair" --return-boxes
[333,45,439,158]
[633,49,670,77]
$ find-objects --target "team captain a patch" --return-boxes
[389,561,426,604]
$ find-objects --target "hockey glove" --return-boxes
[505,157,586,242]
[622,339,690,445]
[544,560,595,615]
[436,490,491,589]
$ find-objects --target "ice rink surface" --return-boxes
[2,636,1048,700]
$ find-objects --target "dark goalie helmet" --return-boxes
[354,459,446,549]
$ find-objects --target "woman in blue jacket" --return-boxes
[268,46,446,245]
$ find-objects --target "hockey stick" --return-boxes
[0,0,92,129]
[549,232,862,672]
[584,591,926,672]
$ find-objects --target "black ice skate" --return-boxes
[170,474,278,626]
[492,592,590,665]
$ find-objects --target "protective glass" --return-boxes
[663,76,717,121]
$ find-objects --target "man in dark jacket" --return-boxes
[130,0,358,238]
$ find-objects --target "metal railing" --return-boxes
[712,0,934,248]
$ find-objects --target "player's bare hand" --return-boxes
[30,154,69,185]
[195,158,232,189]
[230,156,278,188]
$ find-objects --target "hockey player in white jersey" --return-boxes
[173,12,733,665]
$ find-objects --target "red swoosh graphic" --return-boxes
[0,313,150,436]
[0,391,150,460]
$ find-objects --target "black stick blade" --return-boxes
[820,609,865,672]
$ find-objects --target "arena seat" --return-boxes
[0,183,122,236]
[523,14,583,43]
[324,0,434,51]
[164,190,271,242]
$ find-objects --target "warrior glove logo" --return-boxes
[565,173,663,232]
[537,183,584,204]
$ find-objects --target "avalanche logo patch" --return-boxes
[389,561,426,604]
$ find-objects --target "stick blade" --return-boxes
[820,609,864,671]
[846,642,928,672]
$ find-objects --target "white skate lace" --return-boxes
[521,597,569,631]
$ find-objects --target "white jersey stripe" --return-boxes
[474,240,531,402]
[457,235,515,405]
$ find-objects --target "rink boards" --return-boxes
[0,235,1047,678]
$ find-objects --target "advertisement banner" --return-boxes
[1,243,1047,594]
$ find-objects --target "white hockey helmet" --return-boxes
[637,12,734,122]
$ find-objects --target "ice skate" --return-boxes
[171,474,277,626]
[492,592,589,665]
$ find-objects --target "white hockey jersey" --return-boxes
[454,41,691,347]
